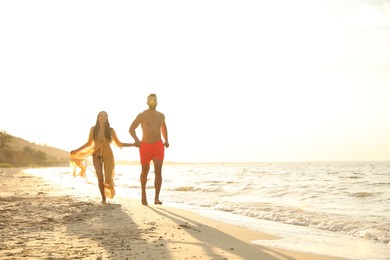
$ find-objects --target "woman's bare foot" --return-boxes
[154,199,162,205]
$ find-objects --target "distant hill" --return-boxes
[0,132,69,167]
[9,135,69,160]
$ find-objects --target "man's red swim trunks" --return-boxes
[139,140,165,165]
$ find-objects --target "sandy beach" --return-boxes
[0,168,346,260]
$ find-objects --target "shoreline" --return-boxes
[0,168,345,259]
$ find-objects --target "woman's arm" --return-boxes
[111,128,136,148]
[71,127,94,154]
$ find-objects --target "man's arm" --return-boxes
[161,116,169,148]
[129,114,142,146]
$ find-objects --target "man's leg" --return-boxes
[153,159,163,205]
[140,164,150,205]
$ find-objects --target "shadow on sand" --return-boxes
[150,207,296,260]
[64,201,174,259]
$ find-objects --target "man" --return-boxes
[129,94,169,205]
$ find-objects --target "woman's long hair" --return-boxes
[93,111,112,142]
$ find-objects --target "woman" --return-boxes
[70,111,134,204]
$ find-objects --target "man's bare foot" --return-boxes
[154,199,162,205]
[101,200,107,205]
[142,194,148,206]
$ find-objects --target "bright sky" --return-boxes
[1,0,390,163]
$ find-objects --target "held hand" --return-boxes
[134,140,141,147]
[122,143,136,147]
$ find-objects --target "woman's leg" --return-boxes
[93,155,106,204]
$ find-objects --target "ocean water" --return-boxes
[24,161,390,259]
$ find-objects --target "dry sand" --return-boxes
[0,168,346,260]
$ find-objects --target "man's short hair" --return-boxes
[147,93,157,100]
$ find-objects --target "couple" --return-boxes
[70,94,169,206]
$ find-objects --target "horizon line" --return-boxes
[115,160,390,165]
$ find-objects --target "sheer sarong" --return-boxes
[70,127,120,199]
